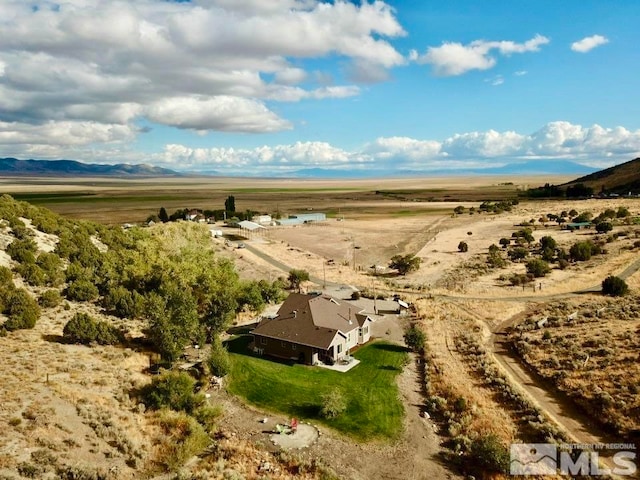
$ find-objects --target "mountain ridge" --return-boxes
[0,157,180,177]
[563,157,640,194]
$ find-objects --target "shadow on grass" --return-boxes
[379,365,402,371]
[369,342,409,353]
[225,335,298,367]
[225,335,253,354]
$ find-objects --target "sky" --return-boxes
[0,0,639,176]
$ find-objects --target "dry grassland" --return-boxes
[508,296,640,439]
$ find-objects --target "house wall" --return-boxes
[253,335,315,364]
[328,335,348,360]
[344,327,360,351]
[358,323,371,344]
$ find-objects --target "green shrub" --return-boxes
[465,434,510,474]
[141,371,204,414]
[153,410,210,471]
[320,388,347,419]
[192,404,223,432]
[36,252,64,286]
[403,324,426,352]
[0,265,13,286]
[6,238,37,264]
[596,221,613,234]
[63,312,122,345]
[4,289,40,331]
[458,241,469,253]
[39,289,62,308]
[601,276,628,297]
[570,240,599,261]
[508,247,529,261]
[15,262,46,286]
[66,279,99,302]
[526,259,551,278]
[207,338,231,377]
[102,285,144,318]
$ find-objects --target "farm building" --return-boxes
[251,293,372,365]
[252,214,272,225]
[275,212,326,226]
[565,222,592,230]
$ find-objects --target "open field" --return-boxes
[0,174,572,224]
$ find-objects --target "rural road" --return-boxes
[242,242,342,288]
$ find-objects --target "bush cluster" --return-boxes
[1,287,41,331]
[62,312,123,345]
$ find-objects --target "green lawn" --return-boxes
[226,337,408,441]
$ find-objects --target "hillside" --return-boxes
[0,157,180,177]
[0,196,331,479]
[563,157,640,194]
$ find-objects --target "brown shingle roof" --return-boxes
[252,293,370,350]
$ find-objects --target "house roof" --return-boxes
[252,293,372,349]
[238,220,266,231]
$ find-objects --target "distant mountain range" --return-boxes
[563,157,640,194]
[0,157,180,177]
[291,160,595,179]
[0,156,610,179]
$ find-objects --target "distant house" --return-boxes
[251,293,373,365]
[185,209,204,222]
[252,214,272,225]
[565,222,592,230]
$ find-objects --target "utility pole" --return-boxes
[323,261,326,289]
[372,278,377,315]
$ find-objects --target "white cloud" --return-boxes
[145,96,292,133]
[138,122,640,175]
[486,75,504,86]
[571,34,609,53]
[159,141,356,171]
[3,120,636,175]
[416,34,549,76]
[0,0,405,136]
[514,70,528,76]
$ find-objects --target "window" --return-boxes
[363,326,369,334]
[260,337,267,345]
[292,344,297,350]
[281,341,287,348]
[348,333,351,342]
[337,344,343,354]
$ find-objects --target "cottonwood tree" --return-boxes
[288,269,310,292]
[389,254,421,275]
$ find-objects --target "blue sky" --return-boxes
[0,0,639,175]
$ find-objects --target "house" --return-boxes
[251,293,373,365]
[252,214,272,225]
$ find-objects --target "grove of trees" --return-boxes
[0,195,285,362]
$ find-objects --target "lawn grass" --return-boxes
[226,336,408,441]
